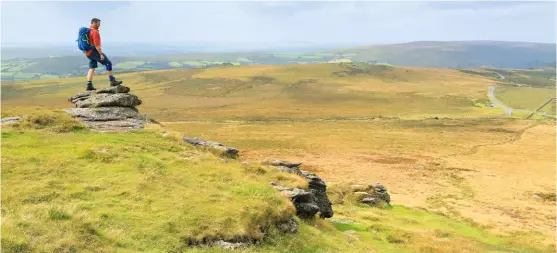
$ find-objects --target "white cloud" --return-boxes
[1,1,555,45]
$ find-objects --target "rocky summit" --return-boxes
[64,85,148,131]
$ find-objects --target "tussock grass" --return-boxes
[329,203,555,253]
[8,108,87,133]
[1,111,308,252]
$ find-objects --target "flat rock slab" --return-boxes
[264,159,302,168]
[272,185,313,203]
[72,93,142,108]
[81,118,146,132]
[183,137,239,157]
[68,85,131,102]
[64,107,141,121]
[277,165,303,176]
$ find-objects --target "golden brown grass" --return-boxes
[162,117,556,247]
[1,64,504,122]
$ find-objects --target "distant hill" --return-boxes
[1,41,555,81]
[544,61,556,69]
[1,47,80,60]
[331,41,556,69]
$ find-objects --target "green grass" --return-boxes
[458,69,500,79]
[312,52,336,57]
[237,57,252,63]
[113,61,145,69]
[200,61,226,65]
[3,110,551,253]
[328,59,352,63]
[494,69,557,87]
[39,74,60,79]
[168,61,183,68]
[300,55,324,60]
[13,72,39,79]
[512,69,556,80]
[0,71,17,77]
[3,41,554,81]
[272,53,304,59]
[1,61,32,72]
[495,86,556,112]
[1,109,313,253]
[329,204,554,253]
[183,61,205,67]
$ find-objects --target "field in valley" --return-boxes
[2,41,554,82]
[2,63,555,252]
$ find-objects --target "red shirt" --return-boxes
[85,25,101,56]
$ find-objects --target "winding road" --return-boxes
[487,72,512,116]
[487,71,551,118]
[488,85,512,116]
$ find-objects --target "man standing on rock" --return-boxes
[84,18,123,91]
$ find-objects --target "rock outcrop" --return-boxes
[266,160,334,219]
[180,139,333,249]
[351,183,391,206]
[183,137,239,158]
[64,85,148,131]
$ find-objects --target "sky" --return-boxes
[1,1,556,46]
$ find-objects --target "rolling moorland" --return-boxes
[1,41,555,81]
[2,61,556,252]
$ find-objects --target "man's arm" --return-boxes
[91,30,104,60]
[96,45,104,61]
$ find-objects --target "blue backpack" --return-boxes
[76,27,94,52]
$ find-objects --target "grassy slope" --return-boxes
[1,110,329,253]
[1,63,504,121]
[329,204,554,253]
[162,117,556,241]
[2,64,555,252]
[2,110,554,253]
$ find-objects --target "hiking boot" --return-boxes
[86,84,97,91]
[110,79,123,87]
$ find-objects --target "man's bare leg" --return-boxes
[87,68,96,91]
[87,68,95,81]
